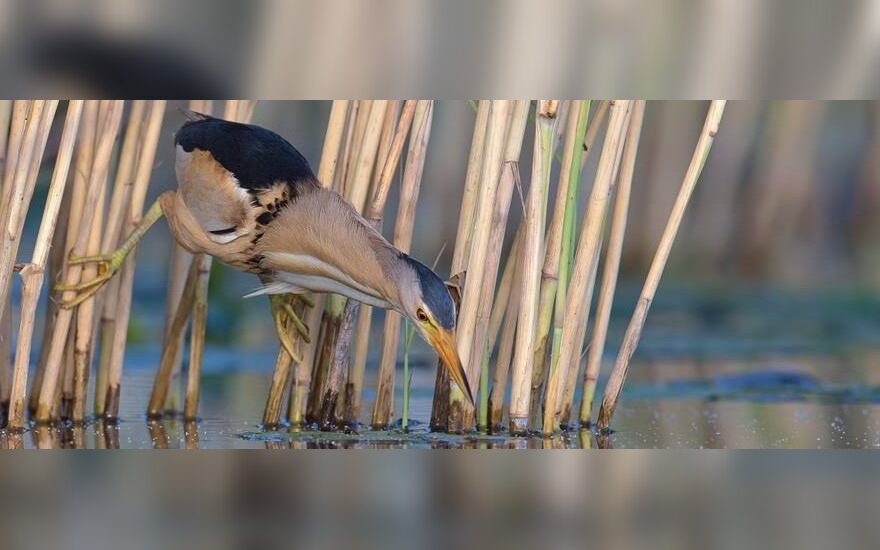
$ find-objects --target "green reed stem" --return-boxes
[550,100,591,371]
[402,319,416,431]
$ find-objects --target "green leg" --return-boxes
[57,200,165,308]
[269,294,313,363]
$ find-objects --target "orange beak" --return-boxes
[427,326,474,405]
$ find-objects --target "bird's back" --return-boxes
[169,115,322,272]
[174,116,317,191]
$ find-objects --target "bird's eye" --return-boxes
[416,308,429,322]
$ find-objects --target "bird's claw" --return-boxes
[270,294,313,362]
[55,250,126,309]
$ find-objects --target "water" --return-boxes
[4,350,880,448]
[4,285,880,448]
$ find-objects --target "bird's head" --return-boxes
[395,255,473,405]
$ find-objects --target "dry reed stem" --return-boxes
[453,100,530,432]
[345,85,401,417]
[508,100,559,434]
[148,255,200,417]
[93,101,146,414]
[32,102,98,415]
[597,101,726,431]
[0,100,11,162]
[103,100,165,420]
[36,101,121,424]
[72,151,107,423]
[556,104,636,424]
[333,101,360,193]
[288,294,326,425]
[316,100,400,428]
[351,100,388,212]
[452,101,491,274]
[488,234,524,431]
[180,101,249,419]
[0,101,55,325]
[7,102,82,429]
[368,101,431,428]
[159,243,192,410]
[1,102,28,203]
[487,228,522,352]
[541,100,631,435]
[579,101,645,426]
[305,101,362,423]
[184,253,211,420]
[308,100,383,420]
[343,100,415,426]
[283,101,349,427]
[317,101,350,185]
[449,100,513,424]
[528,101,588,423]
[431,100,490,429]
[0,301,9,426]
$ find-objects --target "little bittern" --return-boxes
[59,112,473,404]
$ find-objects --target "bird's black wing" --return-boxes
[175,117,318,191]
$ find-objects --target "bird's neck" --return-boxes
[258,188,410,310]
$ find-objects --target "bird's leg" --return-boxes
[56,200,165,308]
[269,294,313,363]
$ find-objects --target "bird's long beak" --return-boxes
[427,327,474,405]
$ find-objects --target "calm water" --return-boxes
[4,349,880,449]
[5,285,880,448]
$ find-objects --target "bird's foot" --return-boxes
[270,294,313,362]
[54,249,127,308]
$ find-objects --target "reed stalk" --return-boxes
[344,102,402,423]
[160,100,212,412]
[275,102,349,428]
[309,101,390,427]
[460,100,530,433]
[486,228,522,353]
[94,100,146,415]
[306,101,375,424]
[338,106,403,419]
[507,100,559,434]
[181,101,249,420]
[579,101,645,426]
[159,243,191,411]
[487,234,523,431]
[528,100,589,427]
[596,101,726,431]
[148,255,200,417]
[71,151,107,423]
[367,100,428,428]
[431,100,490,430]
[0,301,9,427]
[0,101,57,331]
[546,100,609,378]
[0,100,11,160]
[555,105,637,425]
[444,100,513,432]
[541,100,631,435]
[184,253,211,421]
[276,99,351,424]
[31,102,97,416]
[103,100,165,421]
[36,101,121,424]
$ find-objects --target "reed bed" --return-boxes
[0,100,727,438]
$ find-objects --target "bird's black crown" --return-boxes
[403,256,455,330]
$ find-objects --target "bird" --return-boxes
[58,111,474,405]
